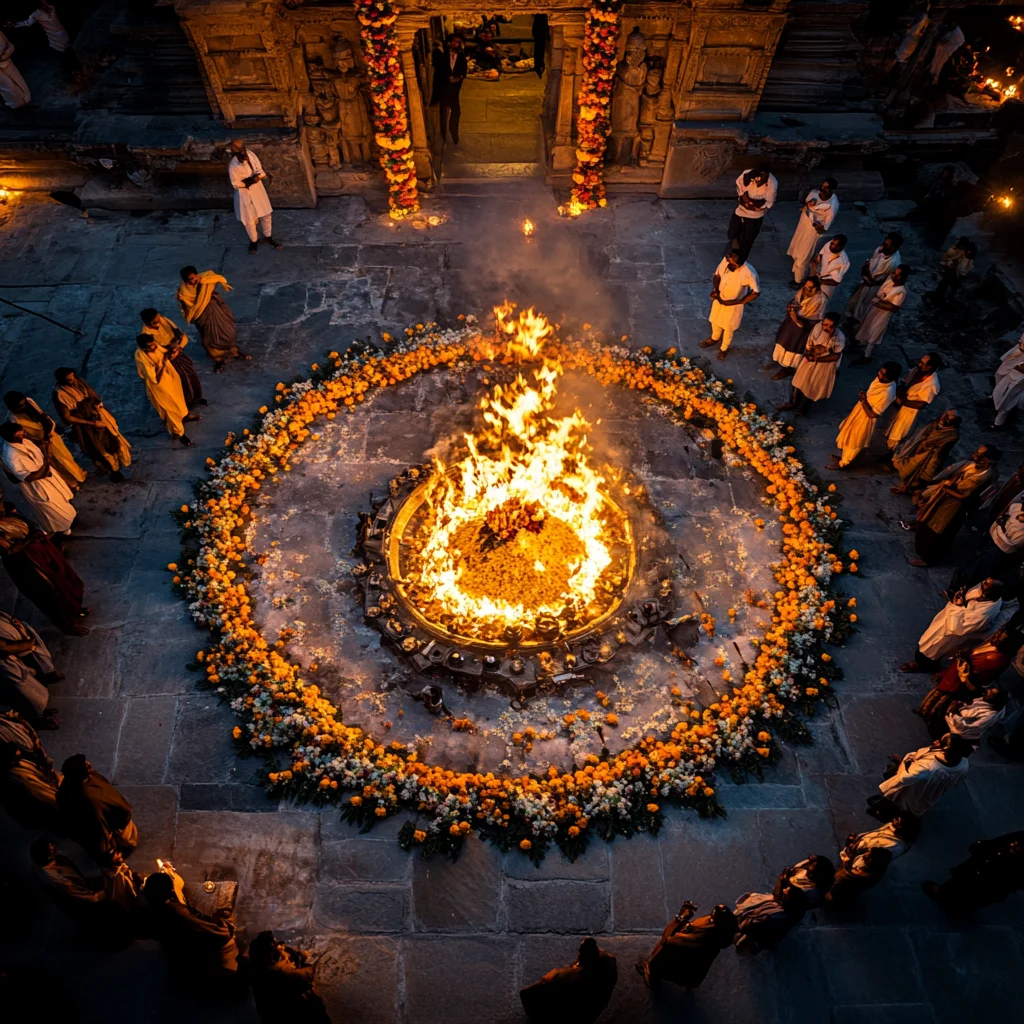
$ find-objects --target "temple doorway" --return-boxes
[423,13,550,180]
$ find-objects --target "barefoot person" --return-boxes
[0,423,76,535]
[852,266,910,364]
[787,178,838,288]
[699,248,760,360]
[891,409,961,496]
[635,902,737,990]
[228,138,280,255]
[779,314,844,415]
[727,165,777,261]
[811,234,850,303]
[177,266,249,372]
[52,369,131,482]
[829,361,901,470]
[769,276,827,380]
[135,336,198,448]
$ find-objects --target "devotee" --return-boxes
[928,19,965,83]
[733,889,794,955]
[927,236,975,306]
[52,368,131,482]
[954,498,1024,588]
[779,314,844,415]
[769,276,827,379]
[0,29,31,110]
[851,265,910,364]
[177,266,248,371]
[774,855,835,917]
[787,178,839,287]
[0,609,61,727]
[727,165,777,261]
[845,232,902,325]
[891,409,961,496]
[825,847,891,912]
[829,361,901,470]
[883,353,941,451]
[699,248,760,360]
[248,930,332,1024]
[228,138,280,254]
[135,335,197,447]
[944,686,1015,746]
[635,902,736,990]
[4,392,85,492]
[0,503,88,635]
[0,423,76,535]
[431,34,468,146]
[842,816,920,869]
[866,732,973,823]
[986,462,1024,523]
[895,3,930,67]
[520,937,617,1024]
[922,830,1024,915]
[904,445,1001,566]
[57,754,138,867]
[902,578,1007,672]
[0,709,61,827]
[139,308,205,409]
[991,332,1024,428]
[810,234,850,303]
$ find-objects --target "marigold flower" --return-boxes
[349,795,362,807]
[646,803,659,813]
[519,839,532,851]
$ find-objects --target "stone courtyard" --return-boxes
[0,182,1022,1023]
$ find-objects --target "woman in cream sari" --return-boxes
[176,265,249,371]
[3,391,85,491]
[52,369,131,481]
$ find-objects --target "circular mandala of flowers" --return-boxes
[175,317,855,862]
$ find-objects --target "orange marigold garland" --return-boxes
[559,0,623,218]
[355,0,419,219]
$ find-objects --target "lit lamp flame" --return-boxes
[522,217,535,238]
[999,194,1015,210]
[1011,15,1024,32]
[557,197,587,219]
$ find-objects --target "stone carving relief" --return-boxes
[303,35,372,169]
[609,26,648,166]
[637,55,665,165]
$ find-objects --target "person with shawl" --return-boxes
[810,234,850,303]
[520,937,617,1024]
[177,265,249,371]
[944,686,1015,746]
[787,178,839,287]
[3,391,84,491]
[922,830,1024,914]
[0,609,61,727]
[904,445,1000,565]
[635,902,737,990]
[891,409,961,496]
[139,308,205,408]
[851,265,910,363]
[779,314,845,414]
[992,333,1024,428]
[769,276,828,379]
[842,816,920,869]
[825,847,892,912]
[135,335,198,447]
[845,232,902,324]
[830,361,901,469]
[0,503,88,635]
[0,709,61,827]
[52,368,130,482]
[228,138,280,254]
[0,422,76,535]
[57,755,138,867]
[883,353,942,450]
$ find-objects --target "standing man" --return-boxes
[177,266,248,372]
[830,361,901,470]
[867,733,973,824]
[810,234,850,304]
[852,265,910,364]
[431,34,468,147]
[891,409,961,497]
[8,3,76,79]
[780,314,845,415]
[135,335,198,447]
[699,248,760,360]
[0,28,30,110]
[992,333,1024,429]
[728,165,777,261]
[0,423,76,535]
[52,369,131,482]
[139,308,205,409]
[845,233,903,325]
[923,831,1024,914]
[787,178,839,288]
[228,139,280,255]
[884,353,942,450]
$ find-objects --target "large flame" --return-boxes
[399,304,628,643]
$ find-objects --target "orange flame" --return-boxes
[522,217,535,237]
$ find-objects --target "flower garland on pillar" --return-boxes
[559,0,623,218]
[355,0,420,219]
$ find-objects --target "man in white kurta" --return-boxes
[728,166,777,261]
[228,139,279,253]
[787,178,839,286]
[0,30,31,110]
[699,250,760,359]
[873,733,971,821]
[811,235,850,303]
[992,334,1024,427]
[831,361,900,468]
[0,426,76,534]
[946,688,1015,745]
[910,579,1007,669]
[885,353,941,449]
[854,266,909,359]
[845,234,902,322]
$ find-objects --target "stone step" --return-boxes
[78,175,231,211]
[440,162,543,181]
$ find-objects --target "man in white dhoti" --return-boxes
[903,577,1007,671]
[228,139,281,255]
[727,165,777,261]
[0,30,31,110]
[0,423,76,535]
[845,233,902,324]
[928,21,965,83]
[787,177,839,287]
[885,353,941,449]
[830,361,901,469]
[992,333,1024,428]
[867,732,972,823]
[699,249,760,360]
[852,266,909,363]
[779,314,844,415]
[810,234,850,304]
[0,609,61,727]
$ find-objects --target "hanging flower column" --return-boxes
[559,0,623,218]
[355,0,420,219]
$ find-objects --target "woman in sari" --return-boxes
[769,276,827,380]
[905,445,1000,566]
[176,265,250,372]
[3,391,85,491]
[0,504,88,635]
[52,368,131,482]
[891,409,960,496]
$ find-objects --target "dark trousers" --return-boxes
[727,213,763,261]
[439,88,462,144]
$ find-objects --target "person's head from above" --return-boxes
[821,312,840,334]
[818,177,838,200]
[54,367,77,387]
[919,352,942,374]
[709,903,738,936]
[882,231,904,254]
[936,731,974,763]
[140,308,160,328]
[939,165,955,182]
[978,577,1004,601]
[724,248,744,269]
[891,815,922,841]
[143,871,175,904]
[879,361,902,384]
[180,265,199,286]
[800,275,821,297]
[804,854,836,887]
[229,138,247,157]
[0,423,25,445]
[829,233,848,253]
[447,33,463,51]
[2,391,27,414]
[938,409,961,427]
[892,265,910,285]
[61,753,90,778]
[954,234,973,252]
[136,333,158,353]
[248,930,284,968]
[28,838,56,867]
[974,443,1001,466]
[751,163,771,186]
[861,847,893,874]
[982,685,1010,709]
[577,936,601,969]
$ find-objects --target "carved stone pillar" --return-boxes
[549,15,585,173]
[395,21,433,182]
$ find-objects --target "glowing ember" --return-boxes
[522,217,535,238]
[1011,15,1024,32]
[558,197,587,219]
[394,305,632,645]
[999,193,1015,209]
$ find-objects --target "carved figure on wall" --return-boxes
[637,55,664,166]
[331,38,372,166]
[609,26,647,166]
[304,112,342,170]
